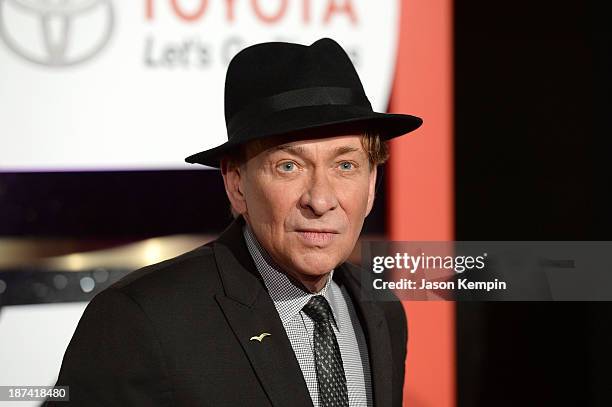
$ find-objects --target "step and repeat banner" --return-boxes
[0,0,400,170]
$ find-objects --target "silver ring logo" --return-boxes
[0,0,114,67]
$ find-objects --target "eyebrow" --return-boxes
[274,145,362,157]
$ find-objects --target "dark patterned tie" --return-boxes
[303,295,349,407]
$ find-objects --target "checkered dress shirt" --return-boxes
[243,224,372,407]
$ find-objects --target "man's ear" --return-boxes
[365,165,378,217]
[220,157,247,215]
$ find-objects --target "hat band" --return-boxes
[227,86,371,137]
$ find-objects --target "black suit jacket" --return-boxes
[47,216,408,406]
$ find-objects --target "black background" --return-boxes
[455,1,612,406]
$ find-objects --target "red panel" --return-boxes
[387,0,455,406]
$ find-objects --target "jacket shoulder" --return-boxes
[102,242,222,307]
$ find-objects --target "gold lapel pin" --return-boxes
[249,332,271,342]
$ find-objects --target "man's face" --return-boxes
[223,134,377,285]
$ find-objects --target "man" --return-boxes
[47,38,422,406]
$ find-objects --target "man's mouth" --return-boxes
[295,229,339,245]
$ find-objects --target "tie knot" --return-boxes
[302,295,334,323]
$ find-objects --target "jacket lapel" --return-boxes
[213,217,314,407]
[335,263,395,407]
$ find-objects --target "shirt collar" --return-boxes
[242,222,341,329]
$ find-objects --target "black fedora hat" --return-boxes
[185,37,422,168]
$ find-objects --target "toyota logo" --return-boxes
[0,0,114,67]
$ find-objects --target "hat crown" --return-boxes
[224,38,370,128]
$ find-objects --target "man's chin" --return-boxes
[290,256,342,278]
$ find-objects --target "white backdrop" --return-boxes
[0,302,88,406]
[0,0,399,171]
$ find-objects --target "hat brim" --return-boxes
[185,105,423,168]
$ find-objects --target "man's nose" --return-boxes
[299,169,339,216]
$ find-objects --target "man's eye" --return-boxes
[339,161,354,171]
[278,162,296,172]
